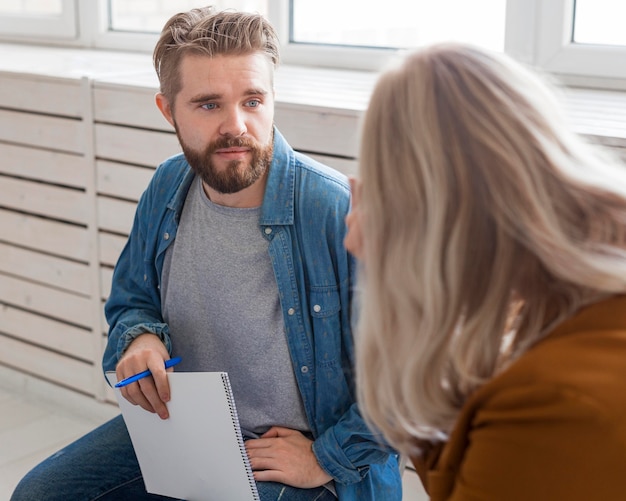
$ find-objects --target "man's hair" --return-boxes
[355,42,626,455]
[153,7,280,103]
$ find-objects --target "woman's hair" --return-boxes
[153,7,280,104]
[355,42,626,455]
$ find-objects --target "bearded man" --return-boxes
[11,7,402,501]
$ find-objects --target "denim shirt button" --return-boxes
[163,232,170,240]
[313,304,321,312]
[287,307,295,315]
[300,366,309,374]
[143,274,147,281]
[264,227,272,235]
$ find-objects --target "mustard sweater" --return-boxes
[412,295,626,501]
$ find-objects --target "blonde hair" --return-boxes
[153,7,280,104]
[356,42,626,455]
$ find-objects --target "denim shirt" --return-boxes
[102,128,401,500]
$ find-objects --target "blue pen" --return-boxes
[115,357,182,388]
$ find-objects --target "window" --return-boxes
[0,0,625,87]
[291,0,505,52]
[528,0,626,83]
[573,0,626,46]
[108,0,267,33]
[0,0,76,39]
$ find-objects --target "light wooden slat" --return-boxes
[0,209,90,261]
[307,153,357,177]
[0,143,86,188]
[97,160,154,201]
[275,103,361,158]
[0,274,93,328]
[0,177,88,225]
[0,242,89,292]
[0,242,91,295]
[97,196,136,235]
[0,109,84,153]
[93,85,170,131]
[100,266,113,301]
[0,304,92,361]
[101,302,109,336]
[94,123,180,167]
[99,232,127,267]
[0,74,82,117]
[275,65,376,112]
[0,334,95,395]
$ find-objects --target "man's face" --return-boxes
[159,53,276,194]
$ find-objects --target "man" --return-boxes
[11,7,401,501]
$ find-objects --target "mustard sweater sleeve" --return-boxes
[442,382,626,501]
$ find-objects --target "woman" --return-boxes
[345,43,626,500]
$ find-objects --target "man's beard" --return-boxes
[176,128,273,194]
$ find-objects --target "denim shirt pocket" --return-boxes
[309,287,342,367]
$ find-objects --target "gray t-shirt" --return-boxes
[161,177,310,438]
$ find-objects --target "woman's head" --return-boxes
[354,43,626,453]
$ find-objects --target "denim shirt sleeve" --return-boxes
[101,157,189,374]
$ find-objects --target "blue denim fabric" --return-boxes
[10,415,336,501]
[96,128,401,499]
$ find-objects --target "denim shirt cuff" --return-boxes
[313,431,369,485]
[117,323,172,359]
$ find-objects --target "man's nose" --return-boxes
[219,107,247,137]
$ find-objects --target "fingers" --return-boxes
[116,333,172,419]
[245,428,332,488]
[120,360,170,419]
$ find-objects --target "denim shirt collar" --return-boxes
[260,127,295,226]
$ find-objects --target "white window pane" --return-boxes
[0,0,62,15]
[109,0,268,33]
[292,0,506,52]
[574,0,626,47]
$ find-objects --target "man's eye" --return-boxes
[201,103,217,110]
[246,100,260,108]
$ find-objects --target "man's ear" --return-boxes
[155,92,175,127]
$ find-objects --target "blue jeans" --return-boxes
[11,415,335,501]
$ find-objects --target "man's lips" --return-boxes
[215,147,250,154]
[214,147,250,160]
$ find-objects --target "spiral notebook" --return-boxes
[105,371,259,501]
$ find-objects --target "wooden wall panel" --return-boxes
[0,177,88,225]
[0,143,86,188]
[99,232,127,267]
[100,267,113,301]
[97,197,136,235]
[275,104,360,158]
[94,123,180,167]
[0,334,95,395]
[0,73,82,117]
[0,209,91,261]
[0,242,91,295]
[97,160,154,201]
[0,304,93,362]
[0,274,93,328]
[93,85,170,131]
[0,109,83,153]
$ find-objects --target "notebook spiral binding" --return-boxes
[221,372,261,501]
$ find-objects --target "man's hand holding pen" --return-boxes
[116,333,175,420]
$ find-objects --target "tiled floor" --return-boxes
[0,365,121,500]
[0,365,427,500]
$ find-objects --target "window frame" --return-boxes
[534,0,626,84]
[0,0,78,40]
